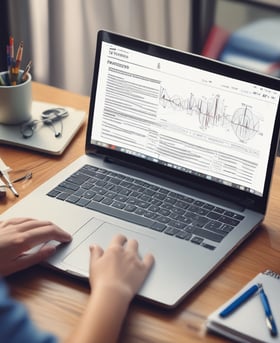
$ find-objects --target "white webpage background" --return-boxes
[92,41,280,196]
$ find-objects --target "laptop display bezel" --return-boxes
[86,30,280,214]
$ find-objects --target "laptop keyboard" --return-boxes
[47,164,245,251]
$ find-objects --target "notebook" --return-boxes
[0,101,85,155]
[2,30,280,308]
[207,270,280,342]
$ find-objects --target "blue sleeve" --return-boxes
[0,277,58,343]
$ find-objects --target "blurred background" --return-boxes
[0,0,279,96]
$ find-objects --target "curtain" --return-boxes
[7,0,191,96]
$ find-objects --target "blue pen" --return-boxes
[219,283,261,318]
[259,287,278,337]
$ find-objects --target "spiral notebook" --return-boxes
[207,270,280,343]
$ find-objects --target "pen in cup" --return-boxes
[10,41,23,85]
[5,38,28,86]
[0,74,6,86]
[15,41,23,69]
[6,45,11,84]
[21,60,32,82]
[9,36,14,61]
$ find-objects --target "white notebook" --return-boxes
[207,270,280,343]
[0,101,85,155]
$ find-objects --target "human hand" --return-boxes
[0,217,72,276]
[89,235,154,302]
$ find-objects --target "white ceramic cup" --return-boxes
[0,70,32,125]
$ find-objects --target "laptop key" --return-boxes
[92,194,104,202]
[207,211,221,220]
[220,224,234,233]
[193,200,205,207]
[232,213,244,221]
[101,197,113,205]
[183,232,192,241]
[203,203,215,211]
[193,228,224,242]
[76,198,90,207]
[191,236,204,245]
[135,208,146,215]
[218,215,240,226]
[124,204,137,212]
[151,222,166,232]
[202,243,216,250]
[83,190,96,199]
[164,227,180,236]
[47,189,60,197]
[169,220,186,230]
[204,220,223,230]
[143,211,158,219]
[156,216,171,224]
[66,173,89,185]
[114,195,129,202]
[175,230,190,239]
[91,186,107,195]
[81,182,93,190]
[60,181,79,191]
[65,195,80,204]
[111,201,125,209]
[213,207,224,214]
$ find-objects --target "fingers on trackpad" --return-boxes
[62,220,157,272]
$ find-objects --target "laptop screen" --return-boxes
[87,31,280,210]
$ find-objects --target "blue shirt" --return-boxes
[0,277,58,343]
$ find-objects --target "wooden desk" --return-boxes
[1,82,280,342]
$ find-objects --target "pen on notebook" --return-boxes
[219,283,261,318]
[259,286,278,337]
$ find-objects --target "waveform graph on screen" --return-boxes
[231,105,260,143]
[198,94,225,131]
[159,84,262,145]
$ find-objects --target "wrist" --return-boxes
[92,282,133,307]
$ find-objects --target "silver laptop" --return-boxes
[2,30,280,308]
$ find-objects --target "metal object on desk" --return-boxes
[0,178,6,198]
[0,169,19,197]
[0,158,18,197]
[20,107,69,139]
[0,158,32,198]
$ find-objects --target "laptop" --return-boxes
[2,30,280,308]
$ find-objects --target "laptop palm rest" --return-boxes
[47,216,213,307]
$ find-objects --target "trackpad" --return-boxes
[62,220,158,275]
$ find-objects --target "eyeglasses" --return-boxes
[20,107,69,139]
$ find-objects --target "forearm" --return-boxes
[65,285,131,343]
